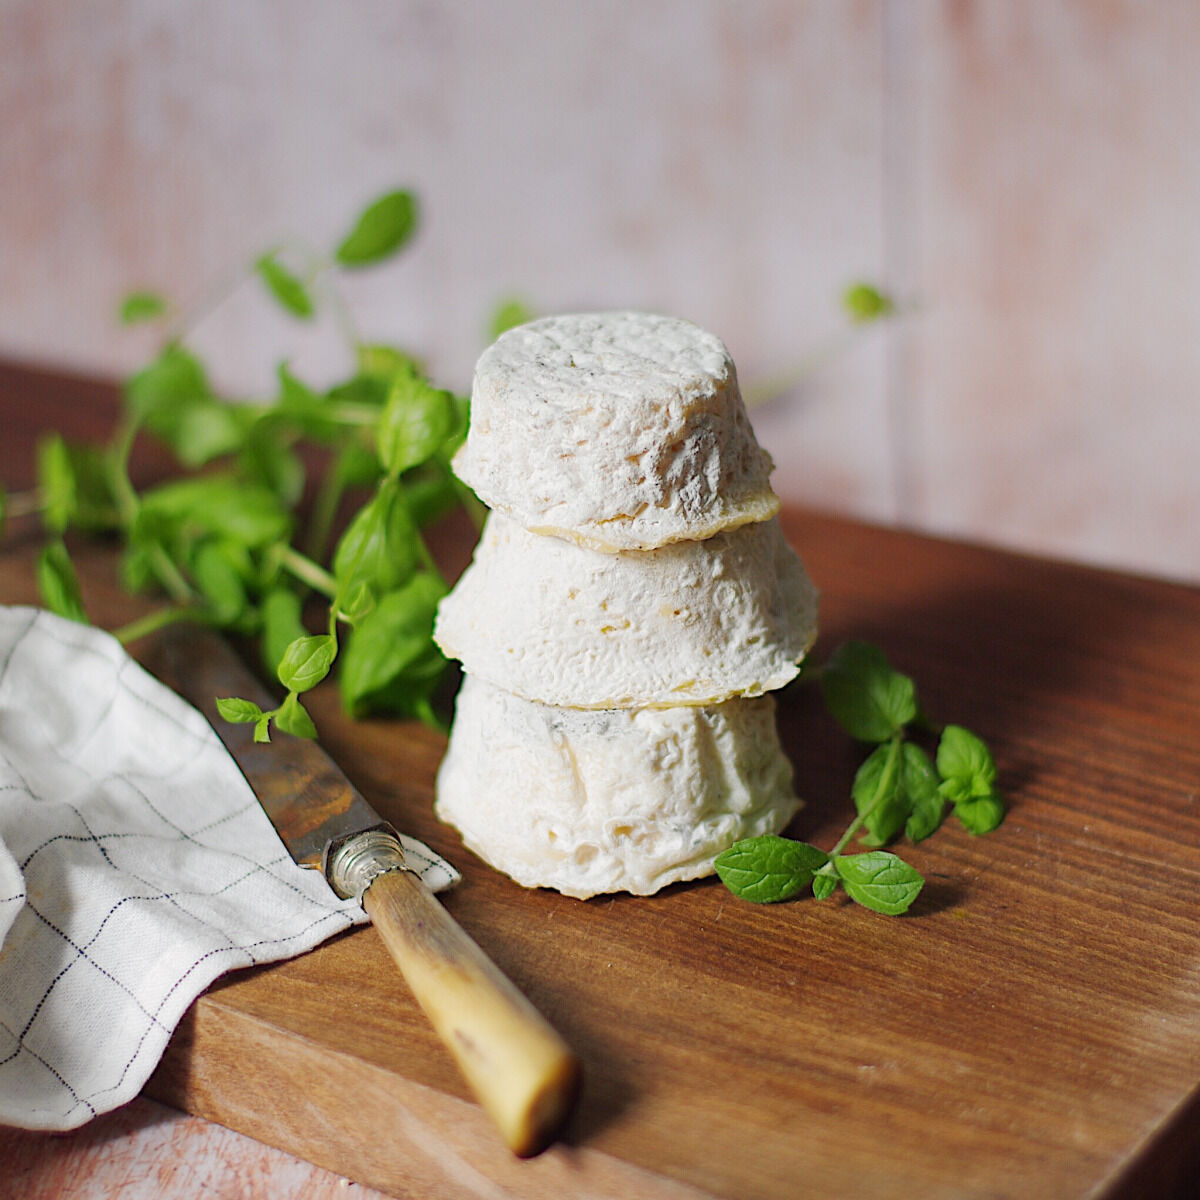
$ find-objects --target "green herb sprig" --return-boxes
[715,641,1006,916]
[3,189,483,740]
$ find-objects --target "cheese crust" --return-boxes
[434,513,818,708]
[453,311,779,552]
[435,676,800,899]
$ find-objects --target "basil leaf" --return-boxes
[336,580,376,626]
[256,253,314,318]
[216,697,265,724]
[332,479,418,596]
[191,540,249,625]
[37,539,88,624]
[955,794,1006,836]
[335,190,418,267]
[403,470,461,528]
[377,375,456,477]
[339,574,447,717]
[834,851,924,916]
[139,475,292,548]
[124,344,209,424]
[489,298,534,340]
[239,418,305,507]
[260,587,309,677]
[253,714,272,743]
[820,641,917,743]
[276,634,336,694]
[357,343,425,380]
[119,291,168,324]
[842,282,896,324]
[714,835,829,903]
[275,691,318,739]
[36,435,76,533]
[937,725,998,804]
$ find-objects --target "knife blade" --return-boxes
[144,625,580,1157]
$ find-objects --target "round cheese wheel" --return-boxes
[435,513,817,708]
[453,311,779,552]
[435,676,800,898]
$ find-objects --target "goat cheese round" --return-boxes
[434,513,817,708]
[435,676,800,899]
[452,311,780,552]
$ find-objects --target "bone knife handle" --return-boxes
[360,866,581,1157]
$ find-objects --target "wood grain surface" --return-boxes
[2,362,1199,1198]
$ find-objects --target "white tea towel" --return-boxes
[0,607,458,1131]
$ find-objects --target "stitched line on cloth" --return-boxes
[0,612,360,1126]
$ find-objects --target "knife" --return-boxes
[145,625,581,1158]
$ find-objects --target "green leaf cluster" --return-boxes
[716,641,1006,916]
[8,189,469,742]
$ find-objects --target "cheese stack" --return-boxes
[434,312,818,898]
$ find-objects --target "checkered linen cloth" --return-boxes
[0,607,458,1131]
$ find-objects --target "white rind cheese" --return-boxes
[434,513,818,708]
[452,311,779,552]
[435,676,800,899]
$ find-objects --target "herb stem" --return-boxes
[324,402,387,426]
[277,545,338,596]
[113,604,208,646]
[106,416,142,527]
[829,732,903,857]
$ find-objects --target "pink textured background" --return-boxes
[3,1,1197,584]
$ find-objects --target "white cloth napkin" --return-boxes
[0,607,458,1131]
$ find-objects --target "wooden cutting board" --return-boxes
[2,362,1199,1198]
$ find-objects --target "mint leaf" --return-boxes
[714,836,829,903]
[377,374,456,477]
[119,291,168,324]
[820,641,917,743]
[216,697,265,724]
[937,725,998,803]
[905,766,946,844]
[37,539,88,624]
[812,872,839,900]
[900,743,943,842]
[256,253,314,318]
[335,190,418,267]
[842,282,896,324]
[851,743,906,846]
[834,851,924,916]
[955,795,1006,836]
[275,691,318,739]
[276,634,336,693]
